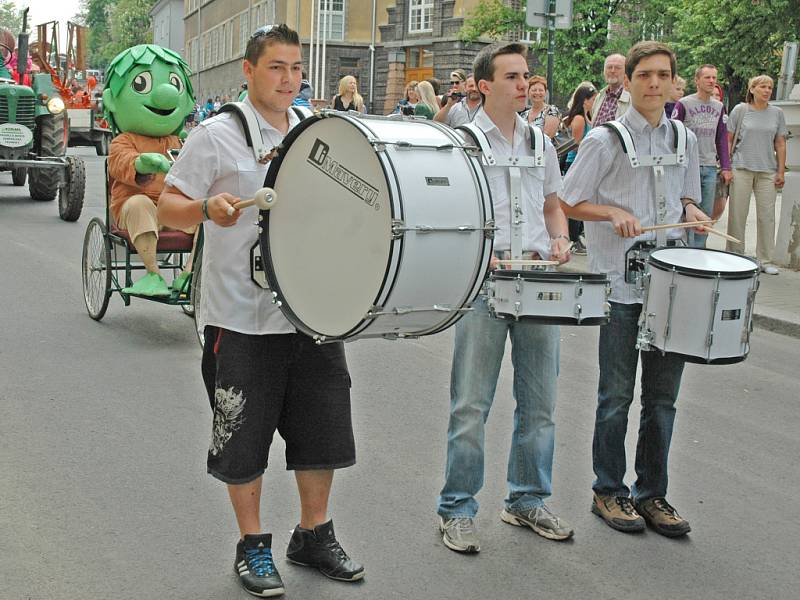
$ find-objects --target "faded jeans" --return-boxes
[437,296,560,518]
[688,165,718,248]
[592,302,685,501]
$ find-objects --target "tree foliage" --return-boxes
[0,0,21,33]
[81,0,157,70]
[460,0,624,104]
[459,0,800,105]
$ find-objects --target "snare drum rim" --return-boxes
[260,112,404,341]
[490,269,610,283]
[648,247,759,280]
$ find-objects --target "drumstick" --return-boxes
[229,188,278,214]
[699,226,741,244]
[641,220,716,232]
[497,259,560,266]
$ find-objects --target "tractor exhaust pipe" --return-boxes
[17,8,29,81]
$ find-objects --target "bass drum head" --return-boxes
[264,115,392,338]
[649,247,758,278]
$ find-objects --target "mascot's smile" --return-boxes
[145,105,176,116]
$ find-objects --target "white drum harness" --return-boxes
[601,119,688,248]
[217,101,314,288]
[457,122,546,261]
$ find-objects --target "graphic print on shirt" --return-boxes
[209,386,246,456]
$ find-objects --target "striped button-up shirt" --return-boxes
[561,107,701,304]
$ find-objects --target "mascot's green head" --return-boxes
[103,44,194,137]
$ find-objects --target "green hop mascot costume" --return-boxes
[105,44,195,297]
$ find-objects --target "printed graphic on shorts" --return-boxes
[209,386,246,456]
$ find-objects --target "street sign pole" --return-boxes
[526,0,573,103]
[546,0,555,99]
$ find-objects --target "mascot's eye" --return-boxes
[169,73,183,93]
[132,72,153,94]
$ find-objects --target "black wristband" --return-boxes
[201,198,211,221]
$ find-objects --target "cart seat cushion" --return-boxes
[110,226,194,252]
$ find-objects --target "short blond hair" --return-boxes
[746,75,774,103]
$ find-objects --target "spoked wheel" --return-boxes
[82,217,112,320]
[190,248,204,348]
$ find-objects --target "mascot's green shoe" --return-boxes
[171,271,192,293]
[123,272,171,297]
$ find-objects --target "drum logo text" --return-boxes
[308,138,379,209]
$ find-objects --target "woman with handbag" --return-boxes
[726,75,788,274]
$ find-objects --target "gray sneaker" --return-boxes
[501,505,574,540]
[438,516,480,553]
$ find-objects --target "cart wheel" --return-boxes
[82,217,112,320]
[190,249,204,348]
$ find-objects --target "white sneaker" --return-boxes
[761,265,779,275]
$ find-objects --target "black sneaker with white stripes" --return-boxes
[234,533,285,597]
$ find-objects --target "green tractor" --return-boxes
[0,9,85,221]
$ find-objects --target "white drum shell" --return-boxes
[264,113,493,341]
[488,272,610,325]
[640,248,759,363]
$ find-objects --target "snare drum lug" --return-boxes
[514,301,521,320]
[258,214,263,222]
[257,226,263,233]
[484,220,497,239]
[575,303,583,323]
[576,279,584,298]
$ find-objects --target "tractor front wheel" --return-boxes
[29,113,66,202]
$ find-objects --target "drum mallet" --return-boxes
[228,188,278,214]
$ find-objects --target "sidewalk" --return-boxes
[567,192,800,338]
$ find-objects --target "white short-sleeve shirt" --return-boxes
[561,107,701,304]
[165,98,301,335]
[469,109,562,258]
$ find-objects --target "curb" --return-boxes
[753,311,800,339]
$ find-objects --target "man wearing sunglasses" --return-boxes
[158,24,364,597]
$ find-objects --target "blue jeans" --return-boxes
[593,302,685,501]
[437,296,560,518]
[688,165,718,247]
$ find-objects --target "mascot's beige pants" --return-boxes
[117,194,196,273]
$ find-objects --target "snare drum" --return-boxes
[637,247,759,364]
[260,112,494,342]
[487,270,611,325]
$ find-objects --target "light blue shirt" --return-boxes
[561,107,701,303]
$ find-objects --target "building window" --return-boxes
[320,0,345,41]
[239,11,249,56]
[409,0,433,33]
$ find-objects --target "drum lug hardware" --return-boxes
[575,279,584,298]
[257,226,263,233]
[366,304,466,318]
[514,301,521,320]
[484,220,496,239]
[706,283,721,351]
[391,219,405,239]
[574,303,583,323]
[664,282,677,343]
[258,214,263,222]
[515,275,522,294]
[271,291,282,307]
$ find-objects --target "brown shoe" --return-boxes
[591,494,646,532]
[634,498,691,538]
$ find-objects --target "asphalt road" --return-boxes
[1,148,798,600]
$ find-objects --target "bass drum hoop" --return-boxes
[260,112,402,341]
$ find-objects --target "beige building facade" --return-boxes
[183,0,531,112]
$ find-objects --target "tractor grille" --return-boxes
[0,96,36,131]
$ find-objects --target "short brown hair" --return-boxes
[527,75,547,91]
[694,64,717,79]
[625,41,676,80]
[244,24,300,65]
[473,42,527,102]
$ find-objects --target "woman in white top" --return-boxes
[726,74,788,274]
